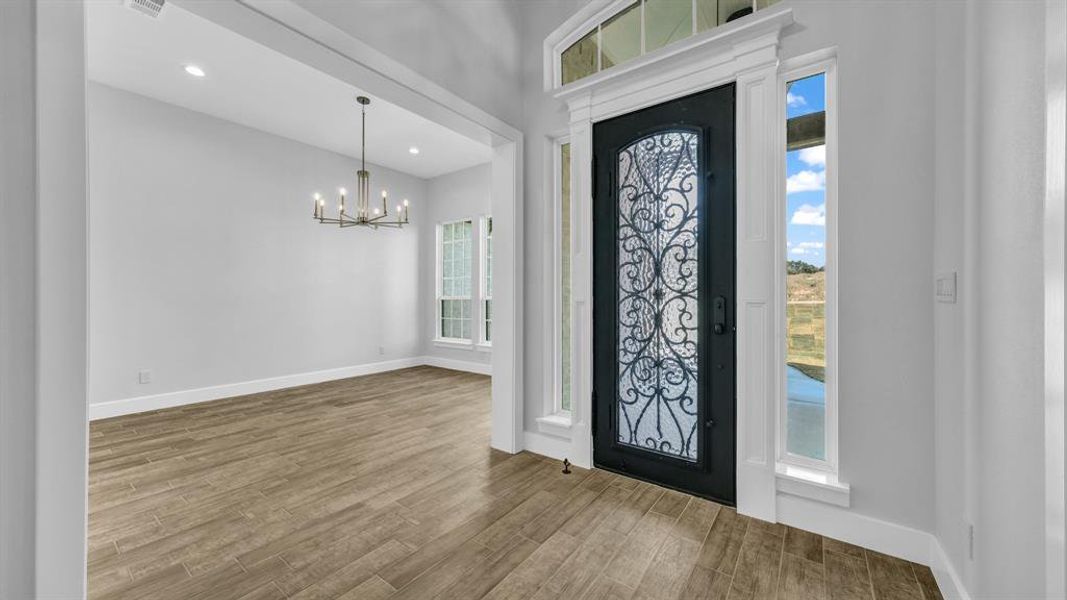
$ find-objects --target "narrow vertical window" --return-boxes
[560,142,573,412]
[438,219,473,341]
[783,70,832,466]
[482,216,493,343]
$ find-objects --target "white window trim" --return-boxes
[539,135,574,436]
[776,463,849,508]
[435,218,476,346]
[434,337,475,350]
[479,214,493,348]
[544,0,783,91]
[775,50,842,490]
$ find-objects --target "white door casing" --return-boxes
[552,6,794,522]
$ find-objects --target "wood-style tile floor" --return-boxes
[89,366,944,600]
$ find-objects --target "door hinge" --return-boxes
[591,154,597,200]
[591,389,598,436]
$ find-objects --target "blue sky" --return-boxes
[786,74,826,268]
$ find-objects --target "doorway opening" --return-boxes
[76,0,523,592]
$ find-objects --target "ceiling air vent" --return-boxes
[124,0,165,19]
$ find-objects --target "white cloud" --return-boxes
[786,169,825,194]
[789,241,825,255]
[787,92,806,108]
[790,203,826,226]
[798,146,825,168]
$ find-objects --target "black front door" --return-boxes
[592,84,736,504]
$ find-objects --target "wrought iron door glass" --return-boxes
[616,131,700,461]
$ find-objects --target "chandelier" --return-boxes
[311,96,410,229]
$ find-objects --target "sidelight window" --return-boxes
[560,142,573,413]
[781,60,837,473]
[438,219,473,341]
[481,216,493,344]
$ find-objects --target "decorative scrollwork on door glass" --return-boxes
[616,130,700,462]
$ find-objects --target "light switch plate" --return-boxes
[936,272,957,303]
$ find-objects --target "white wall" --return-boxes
[36,0,90,597]
[932,0,971,589]
[972,1,1048,596]
[2,2,90,595]
[291,0,524,128]
[88,83,426,408]
[421,163,493,367]
[0,1,38,596]
[518,0,937,533]
[933,2,1050,597]
[517,0,587,436]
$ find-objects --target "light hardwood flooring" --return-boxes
[89,366,943,600]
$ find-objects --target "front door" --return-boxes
[592,84,736,504]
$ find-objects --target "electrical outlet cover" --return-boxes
[936,272,957,304]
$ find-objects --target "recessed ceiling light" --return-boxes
[409,147,420,155]
[184,64,206,78]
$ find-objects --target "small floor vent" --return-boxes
[124,0,165,19]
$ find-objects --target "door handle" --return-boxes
[713,296,727,335]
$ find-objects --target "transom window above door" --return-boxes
[558,0,782,86]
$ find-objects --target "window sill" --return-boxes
[535,413,573,438]
[432,338,474,350]
[476,342,492,353]
[775,463,850,508]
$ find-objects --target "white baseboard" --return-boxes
[929,537,972,600]
[89,356,474,420]
[776,494,932,565]
[523,430,969,600]
[421,355,492,376]
[778,494,971,597]
[522,430,571,462]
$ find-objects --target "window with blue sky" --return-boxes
[785,72,828,462]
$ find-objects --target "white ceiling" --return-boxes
[86,1,491,180]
